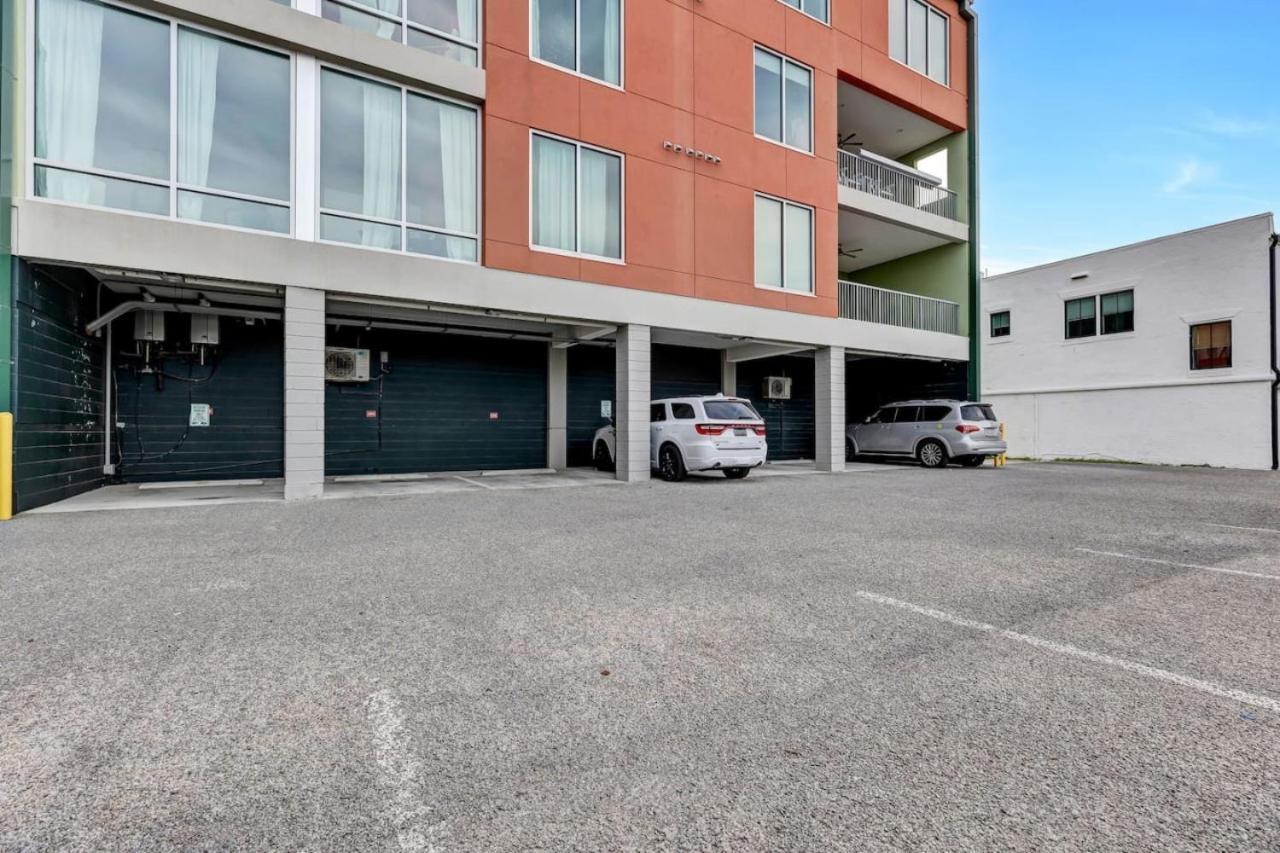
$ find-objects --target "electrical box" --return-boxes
[134,310,166,342]
[190,314,220,346]
[763,376,793,400]
[325,347,371,382]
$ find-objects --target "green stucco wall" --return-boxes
[855,242,971,336]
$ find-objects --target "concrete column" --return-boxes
[720,350,737,397]
[614,324,651,482]
[547,345,568,471]
[284,287,326,500]
[815,346,846,473]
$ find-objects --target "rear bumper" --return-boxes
[684,442,768,472]
[954,438,1007,456]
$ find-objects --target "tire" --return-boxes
[959,455,985,468]
[917,439,949,469]
[723,467,750,479]
[658,444,687,482]
[593,442,614,472]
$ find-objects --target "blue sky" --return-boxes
[979,0,1279,274]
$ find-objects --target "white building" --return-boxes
[982,214,1278,470]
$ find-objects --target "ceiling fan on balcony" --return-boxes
[838,132,864,151]
[839,244,864,262]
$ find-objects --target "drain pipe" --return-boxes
[1270,232,1278,471]
[103,320,114,477]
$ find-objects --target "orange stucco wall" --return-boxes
[482,0,969,319]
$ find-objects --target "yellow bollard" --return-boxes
[0,412,11,520]
[995,422,1008,469]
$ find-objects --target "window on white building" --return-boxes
[1190,321,1232,370]
[990,311,1010,338]
[319,68,479,260]
[321,0,480,67]
[1100,289,1135,334]
[889,0,949,85]
[531,0,622,87]
[754,194,813,293]
[754,47,812,153]
[1064,296,1096,339]
[530,132,623,261]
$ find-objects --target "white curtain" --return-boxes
[530,0,541,56]
[455,0,477,41]
[532,136,575,252]
[361,80,401,233]
[602,0,620,85]
[35,0,105,204]
[338,1,398,40]
[579,149,618,259]
[784,204,813,292]
[438,102,476,259]
[177,29,221,219]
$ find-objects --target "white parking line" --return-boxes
[855,591,1280,714]
[451,475,495,490]
[367,690,446,852]
[1206,523,1280,535]
[1075,548,1280,581]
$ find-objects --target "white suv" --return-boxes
[592,395,768,481]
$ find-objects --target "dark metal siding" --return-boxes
[737,356,815,461]
[845,357,968,424]
[115,319,284,482]
[12,264,105,512]
[652,345,721,400]
[325,330,548,475]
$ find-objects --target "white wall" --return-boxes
[982,215,1277,469]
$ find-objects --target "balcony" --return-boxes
[838,149,959,223]
[838,280,961,336]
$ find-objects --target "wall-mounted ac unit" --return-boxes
[763,376,792,400]
[325,347,371,383]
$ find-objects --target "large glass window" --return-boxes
[320,68,479,260]
[1064,296,1096,339]
[1100,289,1135,334]
[532,0,621,87]
[990,310,1010,338]
[889,0,949,85]
[1191,321,1232,370]
[754,47,812,153]
[531,133,623,260]
[754,194,813,293]
[778,0,828,25]
[322,0,480,66]
[34,0,291,232]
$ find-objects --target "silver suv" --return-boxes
[846,400,1006,469]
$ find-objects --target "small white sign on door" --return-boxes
[600,400,613,419]
[189,403,212,427]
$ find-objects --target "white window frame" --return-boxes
[776,0,829,26]
[753,192,815,296]
[752,45,814,157]
[320,0,483,67]
[27,0,298,238]
[315,62,483,264]
[528,0,625,91]
[890,0,950,87]
[527,129,626,265]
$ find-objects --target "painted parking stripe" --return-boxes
[855,591,1280,715]
[1206,523,1280,535]
[1075,548,1280,581]
[452,475,495,490]
[367,690,446,852]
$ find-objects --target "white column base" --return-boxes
[284,286,326,500]
[547,345,568,471]
[615,325,651,483]
[816,346,846,473]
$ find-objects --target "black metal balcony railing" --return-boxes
[837,148,960,223]
[838,280,961,335]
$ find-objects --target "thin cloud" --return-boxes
[1196,112,1273,138]
[1163,159,1218,194]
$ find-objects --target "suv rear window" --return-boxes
[919,406,951,422]
[961,404,996,422]
[703,400,760,420]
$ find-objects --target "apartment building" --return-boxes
[0,0,979,512]
[983,215,1279,470]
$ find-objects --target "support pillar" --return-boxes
[547,345,568,470]
[816,346,846,473]
[284,286,325,500]
[720,350,737,397]
[615,324,651,482]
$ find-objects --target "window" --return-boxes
[1064,296,1096,339]
[531,0,622,87]
[753,47,812,153]
[889,0,949,85]
[919,406,951,422]
[961,404,996,422]
[320,68,479,260]
[754,194,813,293]
[33,0,291,232]
[1100,290,1135,334]
[703,400,760,420]
[530,132,623,261]
[778,0,828,25]
[670,403,696,420]
[1190,321,1232,370]
[990,311,1010,338]
[892,406,920,423]
[650,403,667,422]
[321,0,480,66]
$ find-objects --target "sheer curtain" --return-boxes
[579,149,618,259]
[361,81,401,243]
[338,0,398,39]
[532,136,575,252]
[35,0,105,204]
[177,30,221,219]
[530,0,540,56]
[438,103,476,259]
[455,0,477,40]
[601,0,620,85]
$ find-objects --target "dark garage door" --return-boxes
[326,330,547,475]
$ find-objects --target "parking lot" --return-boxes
[3,462,1278,851]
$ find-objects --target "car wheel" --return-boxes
[593,442,614,472]
[723,467,750,479]
[959,455,985,468]
[658,444,687,482]
[918,439,948,469]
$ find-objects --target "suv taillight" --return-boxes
[955,424,981,434]
[695,423,728,436]
[753,425,767,436]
